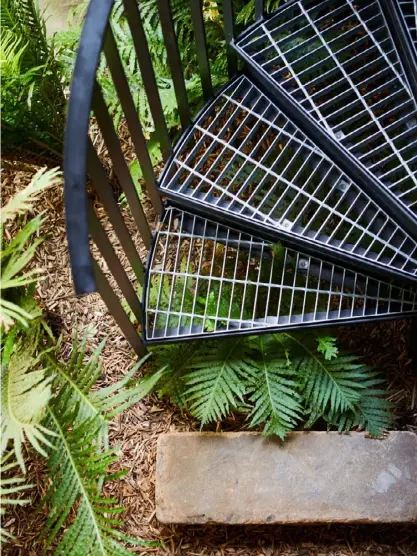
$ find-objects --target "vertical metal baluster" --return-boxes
[255,0,264,21]
[190,0,213,101]
[123,0,172,162]
[87,144,146,281]
[88,202,143,321]
[103,26,162,213]
[157,0,191,130]
[92,83,153,245]
[93,260,147,356]
[223,0,238,79]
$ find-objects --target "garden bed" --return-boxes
[2,161,416,555]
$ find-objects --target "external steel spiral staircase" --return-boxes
[64,0,417,355]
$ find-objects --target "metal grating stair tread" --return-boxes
[159,75,417,284]
[63,0,417,351]
[234,0,417,232]
[143,207,417,343]
[399,0,417,50]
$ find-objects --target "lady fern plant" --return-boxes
[1,169,164,551]
[153,332,394,439]
[1,321,164,551]
[1,0,65,156]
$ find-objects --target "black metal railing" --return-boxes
[65,0,244,354]
[64,0,417,354]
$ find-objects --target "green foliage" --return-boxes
[185,338,255,423]
[1,0,65,155]
[1,170,164,551]
[56,0,285,138]
[153,331,394,437]
[1,325,54,472]
[1,168,61,330]
[316,336,339,360]
[236,0,282,25]
[0,451,34,542]
[1,325,164,550]
[247,335,303,439]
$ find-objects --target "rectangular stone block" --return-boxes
[156,431,417,524]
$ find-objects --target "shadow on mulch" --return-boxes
[162,523,417,555]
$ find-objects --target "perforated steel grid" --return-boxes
[399,1,417,49]
[235,0,417,218]
[144,207,417,342]
[159,76,417,283]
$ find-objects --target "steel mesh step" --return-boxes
[399,0,417,49]
[143,207,417,343]
[159,76,417,284]
[234,0,417,227]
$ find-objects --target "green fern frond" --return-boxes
[40,342,164,553]
[153,341,198,406]
[42,408,142,555]
[1,168,60,331]
[247,335,303,439]
[0,451,33,542]
[325,380,394,437]
[289,333,368,415]
[185,338,256,425]
[48,336,165,447]
[316,336,339,360]
[90,356,167,419]
[1,328,54,471]
[0,167,61,222]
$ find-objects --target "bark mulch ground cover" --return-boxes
[2,161,416,556]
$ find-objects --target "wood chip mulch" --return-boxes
[2,162,416,556]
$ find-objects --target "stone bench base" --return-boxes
[156,431,417,524]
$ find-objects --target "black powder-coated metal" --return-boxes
[255,0,265,21]
[379,0,417,101]
[190,0,214,101]
[143,207,417,343]
[223,0,238,79]
[233,0,417,242]
[87,144,146,283]
[157,0,191,130]
[398,0,417,52]
[92,83,153,246]
[94,260,147,356]
[64,0,114,295]
[87,202,143,321]
[123,0,172,162]
[159,75,417,286]
[103,26,162,214]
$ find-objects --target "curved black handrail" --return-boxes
[64,0,113,295]
[64,0,239,296]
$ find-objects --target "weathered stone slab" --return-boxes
[156,432,417,524]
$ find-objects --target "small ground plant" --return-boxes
[0,169,164,551]
[153,332,394,438]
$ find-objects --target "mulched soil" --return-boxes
[2,160,417,556]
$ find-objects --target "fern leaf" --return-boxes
[0,167,61,222]
[1,330,54,471]
[153,341,199,406]
[42,408,144,554]
[185,338,255,425]
[326,381,394,437]
[0,452,33,542]
[48,338,165,447]
[91,355,166,418]
[316,336,338,360]
[289,333,367,415]
[247,336,303,439]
